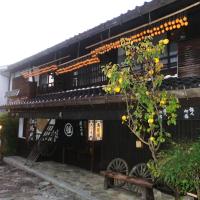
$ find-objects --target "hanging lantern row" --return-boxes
[90,16,188,56]
[55,56,100,75]
[22,64,58,78]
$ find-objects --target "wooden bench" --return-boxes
[101,171,154,200]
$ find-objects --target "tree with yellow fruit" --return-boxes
[102,37,180,161]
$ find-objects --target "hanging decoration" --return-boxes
[21,16,189,77]
[90,16,189,57]
[22,64,57,78]
[55,56,100,75]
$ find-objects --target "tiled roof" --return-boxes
[161,76,200,90]
[3,85,123,109]
[2,76,200,109]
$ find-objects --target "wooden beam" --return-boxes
[85,2,200,50]
[187,192,198,198]
[100,171,153,188]
[58,53,91,67]
[36,55,70,68]
[21,54,70,73]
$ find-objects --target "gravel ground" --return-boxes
[0,163,78,200]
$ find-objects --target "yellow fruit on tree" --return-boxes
[121,115,127,121]
[107,87,111,92]
[107,72,112,78]
[163,39,169,45]
[146,91,149,96]
[148,69,154,76]
[119,77,123,84]
[154,57,160,63]
[160,98,166,106]
[150,136,155,141]
[148,118,154,124]
[114,86,121,93]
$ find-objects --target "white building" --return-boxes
[0,68,9,108]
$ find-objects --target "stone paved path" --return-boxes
[0,163,78,200]
[2,156,195,200]
[4,156,178,200]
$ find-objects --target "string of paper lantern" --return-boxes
[90,16,188,57]
[56,56,100,75]
[22,64,58,78]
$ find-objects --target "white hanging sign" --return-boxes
[88,120,103,141]
[88,120,94,141]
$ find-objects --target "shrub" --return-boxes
[0,113,18,156]
[148,140,200,198]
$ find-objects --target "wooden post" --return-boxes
[141,187,154,200]
[174,189,180,200]
[104,176,109,189]
[174,191,180,200]
[104,177,114,189]
[90,142,95,172]
[0,140,2,162]
[62,146,65,164]
[0,130,3,162]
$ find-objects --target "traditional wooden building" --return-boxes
[1,0,200,172]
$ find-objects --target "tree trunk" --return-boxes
[196,188,200,200]
[174,192,180,200]
[148,144,157,162]
[174,188,180,200]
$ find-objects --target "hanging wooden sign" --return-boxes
[88,120,103,141]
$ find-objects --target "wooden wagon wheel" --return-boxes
[107,158,128,187]
[128,163,153,194]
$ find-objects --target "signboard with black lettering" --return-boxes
[56,120,87,146]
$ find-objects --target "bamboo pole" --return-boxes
[58,53,91,67]
[37,54,70,68]
[21,54,70,74]
[86,1,200,50]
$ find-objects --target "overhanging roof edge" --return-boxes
[7,0,183,72]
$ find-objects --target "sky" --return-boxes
[0,0,150,66]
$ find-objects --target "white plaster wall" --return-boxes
[9,73,14,91]
[0,73,9,105]
[18,118,25,139]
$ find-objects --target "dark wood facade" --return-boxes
[2,0,200,172]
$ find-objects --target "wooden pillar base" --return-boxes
[104,177,114,189]
[141,187,154,200]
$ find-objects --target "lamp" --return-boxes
[0,124,3,161]
[136,140,143,148]
[95,120,103,141]
[88,120,103,141]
